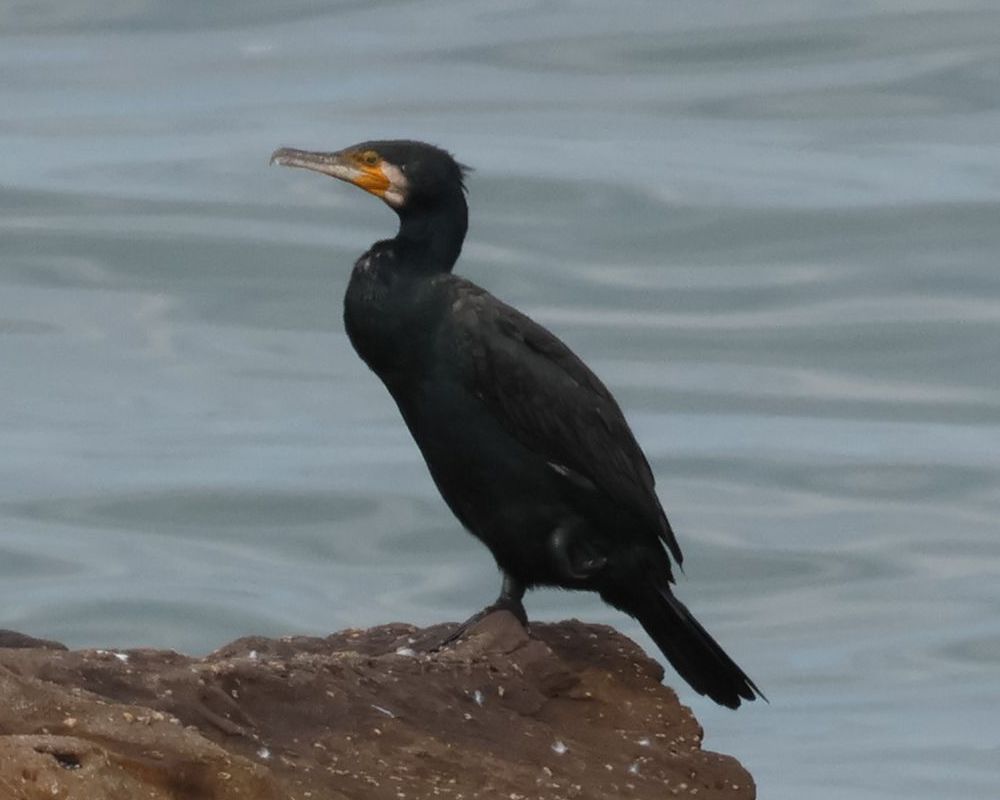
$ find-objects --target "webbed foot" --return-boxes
[432,573,527,650]
[549,524,607,581]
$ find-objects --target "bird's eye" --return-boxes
[360,150,379,166]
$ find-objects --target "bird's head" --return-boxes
[270,139,469,213]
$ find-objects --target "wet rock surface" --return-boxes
[0,614,755,799]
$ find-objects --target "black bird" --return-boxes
[271,140,762,708]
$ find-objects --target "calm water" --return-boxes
[2,2,999,797]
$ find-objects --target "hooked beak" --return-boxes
[270,147,391,198]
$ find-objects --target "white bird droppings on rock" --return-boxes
[551,740,568,755]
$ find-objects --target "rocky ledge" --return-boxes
[0,614,754,799]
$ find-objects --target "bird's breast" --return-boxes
[343,253,441,379]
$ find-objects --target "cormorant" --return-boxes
[271,140,762,708]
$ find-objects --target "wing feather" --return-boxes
[444,278,682,565]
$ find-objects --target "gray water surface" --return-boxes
[2,2,999,798]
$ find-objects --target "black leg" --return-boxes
[494,573,527,625]
[433,572,527,649]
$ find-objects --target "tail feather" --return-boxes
[605,581,764,709]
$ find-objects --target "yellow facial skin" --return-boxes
[349,150,391,198]
[270,146,408,208]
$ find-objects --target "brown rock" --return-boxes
[0,629,67,651]
[0,615,755,799]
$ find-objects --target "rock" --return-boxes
[0,614,755,799]
[0,629,67,651]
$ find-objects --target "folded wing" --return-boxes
[444,278,683,569]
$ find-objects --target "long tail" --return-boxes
[604,580,764,709]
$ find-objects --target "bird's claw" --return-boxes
[431,594,528,651]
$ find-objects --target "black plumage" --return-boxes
[271,140,762,708]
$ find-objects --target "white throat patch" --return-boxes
[380,162,409,208]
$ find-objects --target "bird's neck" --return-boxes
[393,193,468,273]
